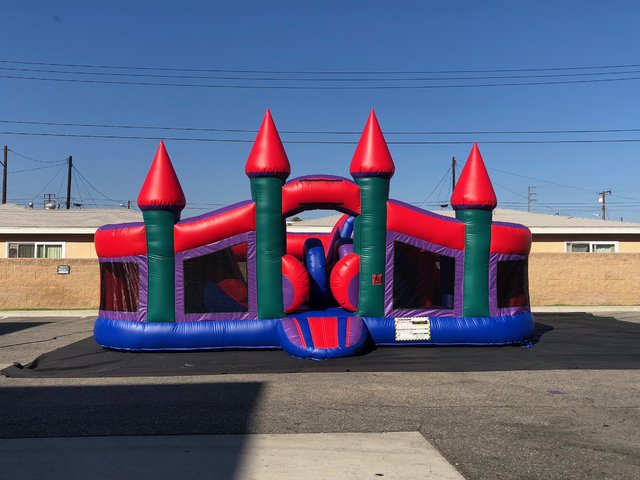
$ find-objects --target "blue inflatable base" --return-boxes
[94,312,534,352]
[364,313,535,346]
[277,316,368,360]
[94,317,281,352]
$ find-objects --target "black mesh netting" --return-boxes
[393,241,455,310]
[497,259,530,308]
[99,262,139,312]
[183,243,248,314]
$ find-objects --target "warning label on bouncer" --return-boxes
[394,317,431,341]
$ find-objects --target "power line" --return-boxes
[73,167,84,207]
[28,164,67,205]
[72,165,119,203]
[488,167,598,193]
[8,162,66,174]
[415,166,451,207]
[7,147,67,163]
[492,180,570,216]
[4,65,640,82]
[75,169,98,207]
[56,162,68,201]
[3,119,640,136]
[3,58,640,74]
[3,73,640,90]
[3,130,640,144]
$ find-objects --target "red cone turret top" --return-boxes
[350,110,395,180]
[450,143,497,211]
[245,109,291,180]
[137,141,186,212]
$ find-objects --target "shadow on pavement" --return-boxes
[0,381,263,448]
[0,322,51,336]
[2,313,639,377]
[529,321,554,344]
[0,381,264,478]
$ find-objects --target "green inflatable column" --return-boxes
[245,110,291,319]
[137,141,186,323]
[355,177,390,317]
[142,210,179,322]
[350,110,395,318]
[456,209,492,317]
[450,144,497,318]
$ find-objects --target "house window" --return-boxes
[392,241,455,310]
[565,241,618,253]
[183,242,249,314]
[7,242,65,258]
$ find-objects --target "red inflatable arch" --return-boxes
[282,175,360,218]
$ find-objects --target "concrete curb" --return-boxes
[531,306,640,313]
[0,310,97,318]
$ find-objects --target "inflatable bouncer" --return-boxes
[95,110,533,359]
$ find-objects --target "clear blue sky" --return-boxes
[2,1,640,221]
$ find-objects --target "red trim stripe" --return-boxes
[292,318,307,349]
[307,317,339,349]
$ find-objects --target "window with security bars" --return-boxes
[8,242,64,258]
[565,241,618,253]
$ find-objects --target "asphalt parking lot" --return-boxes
[0,311,639,479]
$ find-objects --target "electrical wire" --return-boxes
[3,58,640,74]
[7,147,68,164]
[73,169,84,207]
[4,65,640,82]
[28,164,67,206]
[56,164,68,203]
[3,119,640,136]
[74,168,98,207]
[8,162,66,174]
[415,166,451,207]
[3,130,640,144]
[3,72,640,89]
[72,165,119,203]
[492,180,570,216]
[488,167,598,193]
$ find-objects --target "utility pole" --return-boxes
[451,156,456,193]
[2,145,7,205]
[66,155,73,209]
[527,185,536,213]
[599,190,611,221]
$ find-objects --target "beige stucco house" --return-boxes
[0,204,142,309]
[0,203,142,259]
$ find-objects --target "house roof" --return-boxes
[0,204,142,234]
[287,208,640,235]
[2,202,638,237]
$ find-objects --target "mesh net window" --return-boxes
[497,259,530,308]
[100,262,140,312]
[393,241,455,310]
[183,242,249,314]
